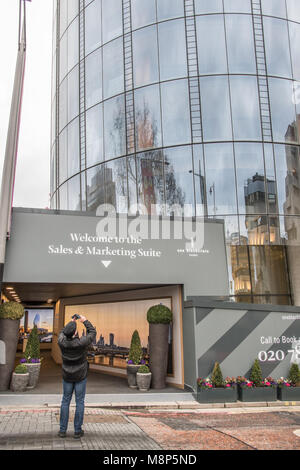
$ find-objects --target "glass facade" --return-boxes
[51,0,300,306]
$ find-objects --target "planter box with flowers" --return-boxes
[277,363,300,401]
[196,363,237,403]
[237,360,277,402]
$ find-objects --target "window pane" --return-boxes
[158,19,187,81]
[196,15,227,75]
[204,143,237,215]
[224,0,251,13]
[164,146,195,210]
[234,143,266,215]
[103,38,124,99]
[230,75,262,140]
[127,156,138,212]
[289,22,300,81]
[261,0,287,18]
[86,104,104,167]
[225,14,256,74]
[68,117,80,177]
[269,78,297,143]
[68,175,81,211]
[287,0,300,23]
[102,0,123,43]
[68,65,79,122]
[264,17,292,78]
[87,165,106,212]
[59,77,67,131]
[59,0,68,37]
[67,17,79,73]
[136,150,165,215]
[133,25,159,87]
[194,0,223,14]
[157,0,184,21]
[264,144,278,215]
[249,246,290,295]
[86,48,102,109]
[161,79,191,146]
[59,32,67,82]
[131,0,156,30]
[68,0,79,24]
[59,183,68,210]
[85,0,101,56]
[274,144,300,215]
[135,84,162,151]
[105,159,128,213]
[59,128,68,184]
[200,76,232,141]
[104,95,126,159]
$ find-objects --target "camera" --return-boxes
[72,314,81,320]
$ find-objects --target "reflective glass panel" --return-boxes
[102,0,123,43]
[133,25,159,87]
[103,38,124,99]
[161,79,191,146]
[264,17,292,78]
[289,22,300,81]
[157,0,184,21]
[249,246,290,295]
[68,65,79,122]
[225,14,256,74]
[158,19,187,81]
[239,214,270,245]
[234,143,266,215]
[203,143,237,215]
[287,0,300,23]
[59,128,68,184]
[68,175,81,211]
[224,0,251,13]
[59,183,68,210]
[67,17,79,73]
[268,78,297,143]
[261,0,287,18]
[136,150,165,215]
[59,0,68,37]
[196,15,227,75]
[127,156,138,213]
[85,0,101,56]
[164,146,195,211]
[68,0,79,24]
[230,75,262,140]
[131,0,156,30]
[274,144,300,215]
[105,159,128,213]
[264,144,278,215]
[193,145,207,216]
[87,165,106,212]
[86,103,104,167]
[59,77,68,131]
[86,48,102,109]
[67,117,80,178]
[229,245,251,299]
[200,76,232,141]
[134,84,162,151]
[194,0,223,14]
[104,95,126,159]
[59,32,67,82]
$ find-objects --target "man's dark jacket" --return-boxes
[58,320,96,383]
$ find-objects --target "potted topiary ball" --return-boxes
[147,304,172,389]
[0,301,24,391]
[10,364,29,392]
[136,365,152,392]
[23,325,42,389]
[126,330,143,389]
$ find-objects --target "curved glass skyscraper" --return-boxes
[51,0,300,306]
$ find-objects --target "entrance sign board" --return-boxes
[3,209,229,298]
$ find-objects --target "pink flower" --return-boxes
[247,383,252,387]
[226,384,231,387]
[286,383,291,387]
[265,382,270,386]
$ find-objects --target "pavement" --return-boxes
[1,402,300,451]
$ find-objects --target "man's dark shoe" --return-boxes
[74,430,84,439]
[58,431,67,438]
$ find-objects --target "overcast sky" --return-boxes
[0,0,53,209]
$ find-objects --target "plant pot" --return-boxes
[10,372,29,392]
[25,362,41,389]
[136,372,152,392]
[195,386,237,404]
[0,318,20,391]
[238,385,277,402]
[126,364,140,389]
[277,386,300,401]
[149,323,169,389]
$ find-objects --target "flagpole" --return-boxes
[0,0,28,294]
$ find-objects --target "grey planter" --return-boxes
[149,323,169,389]
[0,318,20,391]
[238,385,277,402]
[126,364,140,389]
[10,372,29,392]
[25,363,41,389]
[136,372,152,391]
[277,386,300,401]
[196,386,237,404]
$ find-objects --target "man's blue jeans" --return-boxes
[60,378,87,434]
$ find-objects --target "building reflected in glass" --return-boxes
[51,0,300,305]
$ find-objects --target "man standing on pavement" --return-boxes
[57,315,96,439]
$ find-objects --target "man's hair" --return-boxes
[63,321,77,338]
